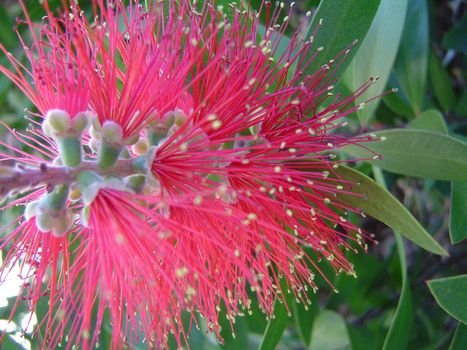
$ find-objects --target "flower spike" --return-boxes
[0,1,380,349]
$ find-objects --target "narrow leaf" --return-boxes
[258,287,294,350]
[450,182,467,244]
[293,294,319,347]
[408,111,467,244]
[342,129,467,181]
[219,311,249,350]
[305,0,381,79]
[442,16,467,53]
[408,109,448,133]
[310,310,350,350]
[333,166,447,255]
[373,167,413,350]
[429,50,456,113]
[383,233,413,350]
[428,275,467,324]
[382,81,415,117]
[450,323,467,350]
[343,0,407,125]
[393,0,429,114]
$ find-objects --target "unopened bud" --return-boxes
[35,211,55,232]
[72,111,92,133]
[56,137,82,167]
[171,109,188,127]
[147,127,167,146]
[51,209,73,237]
[132,138,149,155]
[124,133,140,146]
[125,174,146,193]
[162,111,176,128]
[42,121,53,137]
[24,201,39,221]
[46,109,71,134]
[101,121,123,144]
[68,186,82,201]
[43,109,92,167]
[96,121,125,168]
[81,206,90,227]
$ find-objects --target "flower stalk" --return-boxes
[0,158,140,197]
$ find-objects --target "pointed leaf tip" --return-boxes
[333,166,448,256]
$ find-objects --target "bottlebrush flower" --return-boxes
[0,0,378,349]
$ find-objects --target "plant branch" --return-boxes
[0,159,136,197]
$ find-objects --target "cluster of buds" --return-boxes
[42,109,91,166]
[23,108,195,236]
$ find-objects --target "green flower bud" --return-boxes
[42,120,53,137]
[132,138,149,155]
[72,111,92,133]
[46,109,71,134]
[147,127,167,146]
[81,206,90,227]
[101,121,123,144]
[24,201,39,221]
[124,133,140,146]
[35,211,55,232]
[52,209,73,237]
[56,136,82,167]
[68,186,82,201]
[97,142,123,169]
[173,109,187,127]
[43,185,69,211]
[125,174,146,193]
[162,111,176,128]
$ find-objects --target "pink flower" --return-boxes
[0,1,376,349]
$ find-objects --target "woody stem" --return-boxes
[0,159,138,197]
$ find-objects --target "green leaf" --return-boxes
[428,275,467,324]
[293,294,319,347]
[341,129,467,181]
[343,0,407,125]
[382,225,413,350]
[442,16,467,54]
[348,322,386,350]
[258,286,294,350]
[333,166,447,256]
[429,50,456,113]
[310,310,350,350]
[1,334,24,350]
[393,0,429,114]
[407,110,467,245]
[408,109,448,133]
[450,182,467,244]
[450,323,467,350]
[330,251,385,314]
[456,92,467,118]
[219,311,249,350]
[0,5,16,49]
[306,0,321,7]
[373,168,414,350]
[382,81,414,117]
[305,0,381,79]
